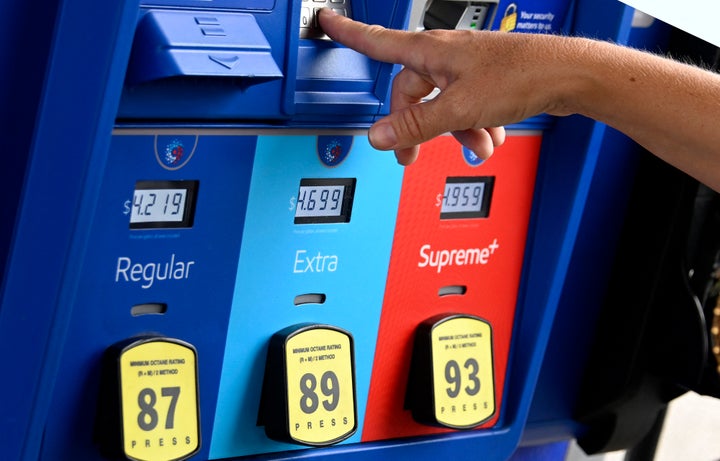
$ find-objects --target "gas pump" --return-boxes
[3,1,688,461]
[520,5,720,459]
[0,2,60,278]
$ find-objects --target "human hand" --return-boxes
[320,8,720,193]
[318,9,558,165]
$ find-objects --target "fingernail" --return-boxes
[320,7,337,17]
[369,124,397,149]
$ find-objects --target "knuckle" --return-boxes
[364,23,387,38]
[397,104,430,142]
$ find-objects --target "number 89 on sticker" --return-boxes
[259,323,357,446]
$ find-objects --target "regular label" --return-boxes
[431,316,495,428]
[285,327,356,445]
[119,339,200,461]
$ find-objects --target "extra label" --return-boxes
[430,316,495,428]
[284,326,356,445]
[119,338,200,461]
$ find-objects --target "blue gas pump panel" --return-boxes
[209,133,403,458]
[120,0,411,122]
[36,131,403,460]
[37,132,256,460]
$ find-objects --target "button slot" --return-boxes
[438,285,468,297]
[130,303,168,316]
[294,293,327,306]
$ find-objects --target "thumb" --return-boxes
[369,90,465,151]
[369,88,502,165]
[368,121,419,165]
[368,99,449,165]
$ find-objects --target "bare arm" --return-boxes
[319,9,720,192]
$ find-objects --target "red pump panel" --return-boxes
[362,133,541,441]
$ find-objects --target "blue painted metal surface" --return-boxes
[522,2,675,449]
[0,0,643,460]
[0,1,141,460]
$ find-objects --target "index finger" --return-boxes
[318,8,416,67]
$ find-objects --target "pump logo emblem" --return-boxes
[155,135,198,170]
[462,146,485,167]
[317,135,352,167]
[165,139,185,165]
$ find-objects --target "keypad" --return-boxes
[300,0,351,39]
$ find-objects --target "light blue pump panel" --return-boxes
[211,134,404,458]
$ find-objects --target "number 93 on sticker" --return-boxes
[431,315,495,428]
[406,314,496,429]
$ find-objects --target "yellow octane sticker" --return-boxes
[285,328,356,445]
[431,316,495,428]
[120,339,199,461]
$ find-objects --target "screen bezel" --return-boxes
[294,178,356,224]
[439,176,494,220]
[129,180,199,229]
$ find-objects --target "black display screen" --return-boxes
[294,178,356,224]
[440,176,494,220]
[130,180,199,229]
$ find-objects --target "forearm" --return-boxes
[319,9,720,191]
[546,36,720,191]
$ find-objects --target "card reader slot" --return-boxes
[423,1,496,31]
[294,43,382,113]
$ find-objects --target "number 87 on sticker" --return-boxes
[95,336,200,461]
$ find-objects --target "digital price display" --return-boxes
[440,176,494,220]
[130,180,199,229]
[294,178,356,224]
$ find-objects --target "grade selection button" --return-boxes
[96,335,200,461]
[405,314,495,429]
[259,323,357,446]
